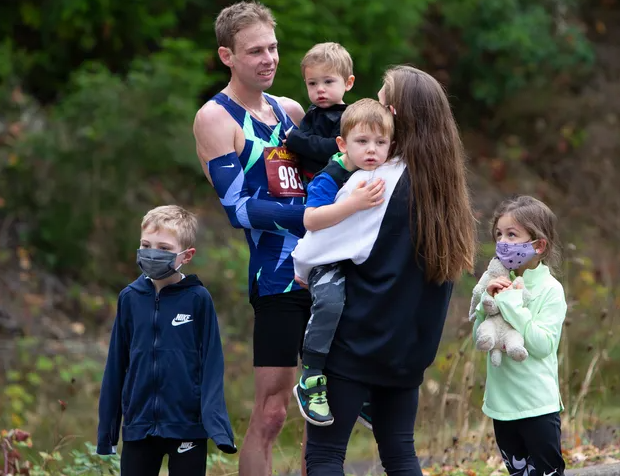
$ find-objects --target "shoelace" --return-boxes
[309,391,328,405]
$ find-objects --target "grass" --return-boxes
[3,323,619,476]
[2,243,620,474]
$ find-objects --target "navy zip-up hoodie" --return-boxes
[97,274,236,455]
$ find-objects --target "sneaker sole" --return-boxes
[356,415,373,431]
[292,384,334,427]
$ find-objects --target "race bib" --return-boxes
[264,146,306,198]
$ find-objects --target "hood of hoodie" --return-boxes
[128,274,204,294]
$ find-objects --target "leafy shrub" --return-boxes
[2,38,219,285]
[435,0,594,106]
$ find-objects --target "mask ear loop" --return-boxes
[174,249,189,272]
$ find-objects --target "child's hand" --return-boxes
[294,275,308,289]
[487,277,512,297]
[347,178,385,211]
[282,126,294,144]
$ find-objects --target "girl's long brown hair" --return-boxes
[383,65,476,284]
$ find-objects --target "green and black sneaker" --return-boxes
[293,375,334,426]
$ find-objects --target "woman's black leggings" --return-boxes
[305,373,422,476]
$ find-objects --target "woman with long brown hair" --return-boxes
[293,65,476,475]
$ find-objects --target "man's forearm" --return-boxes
[208,152,306,235]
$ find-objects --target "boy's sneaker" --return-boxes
[356,401,373,431]
[293,375,334,426]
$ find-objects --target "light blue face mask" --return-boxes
[136,248,187,280]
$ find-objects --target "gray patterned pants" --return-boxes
[302,263,346,370]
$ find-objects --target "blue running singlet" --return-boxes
[207,92,307,297]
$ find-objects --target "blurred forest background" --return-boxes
[1,0,619,474]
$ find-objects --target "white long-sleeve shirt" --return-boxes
[292,159,406,282]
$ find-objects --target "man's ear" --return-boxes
[218,46,234,68]
[182,248,196,264]
[345,75,355,91]
[336,136,347,154]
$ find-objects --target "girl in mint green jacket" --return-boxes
[473,196,567,476]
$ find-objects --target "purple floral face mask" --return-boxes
[495,241,538,270]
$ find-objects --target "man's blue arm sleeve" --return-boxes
[208,152,305,236]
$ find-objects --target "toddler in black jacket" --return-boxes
[286,42,355,180]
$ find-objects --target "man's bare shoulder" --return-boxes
[273,95,305,125]
[194,100,235,131]
[193,100,237,163]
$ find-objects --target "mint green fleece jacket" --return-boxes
[473,263,567,421]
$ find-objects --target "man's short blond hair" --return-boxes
[340,98,394,140]
[215,1,276,51]
[301,42,353,81]
[141,205,198,249]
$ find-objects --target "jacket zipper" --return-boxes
[198,341,203,423]
[152,293,160,431]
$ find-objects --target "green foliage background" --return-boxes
[3,2,620,474]
[0,0,594,286]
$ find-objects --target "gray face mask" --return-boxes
[136,248,187,280]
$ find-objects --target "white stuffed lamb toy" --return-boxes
[469,257,530,367]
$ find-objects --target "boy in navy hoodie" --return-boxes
[97,205,236,476]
